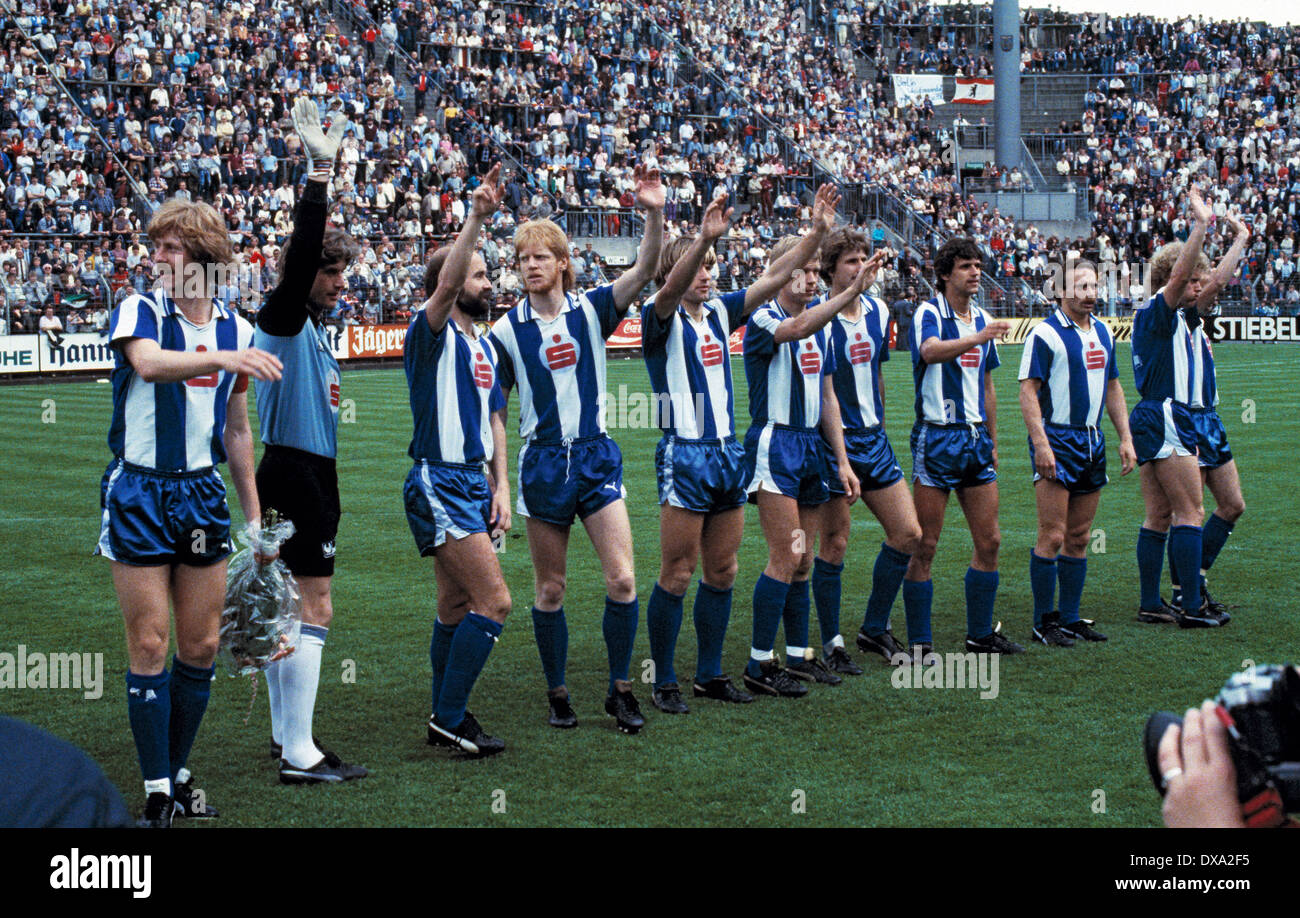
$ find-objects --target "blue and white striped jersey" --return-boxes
[641,289,746,440]
[1018,308,1118,428]
[911,294,1001,424]
[743,301,836,430]
[1131,289,1204,405]
[1190,322,1218,409]
[818,293,891,429]
[404,314,505,465]
[108,290,253,471]
[254,319,340,459]
[488,284,621,443]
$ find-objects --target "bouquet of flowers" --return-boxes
[218,511,301,676]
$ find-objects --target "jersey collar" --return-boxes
[157,288,228,322]
[517,291,578,323]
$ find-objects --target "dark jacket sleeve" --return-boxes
[256,179,328,337]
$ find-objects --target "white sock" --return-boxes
[144,778,172,797]
[824,634,845,653]
[266,659,283,745]
[280,625,327,768]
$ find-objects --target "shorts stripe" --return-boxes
[421,463,470,545]
[96,461,124,560]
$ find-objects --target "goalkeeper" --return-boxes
[253,98,367,785]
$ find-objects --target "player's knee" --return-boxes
[660,564,695,596]
[177,634,219,668]
[130,632,169,671]
[890,522,923,557]
[974,528,1001,566]
[535,574,566,608]
[702,557,738,590]
[820,531,848,565]
[1220,498,1245,523]
[604,569,636,603]
[1038,526,1066,557]
[792,554,815,582]
[482,586,511,624]
[913,532,939,564]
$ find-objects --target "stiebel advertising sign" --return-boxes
[1207,316,1300,342]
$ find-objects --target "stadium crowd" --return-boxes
[4,0,1300,336]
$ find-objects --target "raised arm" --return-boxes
[772,256,874,344]
[612,163,665,312]
[744,183,841,309]
[1165,185,1211,311]
[1194,214,1250,314]
[653,193,732,320]
[422,162,503,333]
[259,98,347,336]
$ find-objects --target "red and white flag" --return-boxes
[954,77,995,104]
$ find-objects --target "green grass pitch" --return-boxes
[1,342,1295,827]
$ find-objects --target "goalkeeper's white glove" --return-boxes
[291,97,348,180]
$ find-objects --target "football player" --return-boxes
[1018,259,1136,646]
[641,185,841,712]
[810,229,923,670]
[1166,215,1251,617]
[97,198,282,826]
[740,232,866,697]
[1131,188,1222,628]
[254,98,368,784]
[404,163,513,755]
[906,238,1019,656]
[488,164,664,733]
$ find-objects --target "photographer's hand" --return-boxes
[1158,700,1246,828]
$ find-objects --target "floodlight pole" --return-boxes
[993,0,1021,171]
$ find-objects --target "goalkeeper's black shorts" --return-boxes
[256,444,340,578]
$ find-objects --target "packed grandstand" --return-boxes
[0,0,1295,346]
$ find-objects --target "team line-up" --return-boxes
[92,103,1246,825]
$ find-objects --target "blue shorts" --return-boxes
[95,459,232,566]
[403,460,491,556]
[517,435,625,526]
[910,421,997,491]
[1130,398,1197,466]
[656,435,747,513]
[826,426,905,495]
[744,423,830,506]
[1191,408,1233,470]
[1030,425,1108,494]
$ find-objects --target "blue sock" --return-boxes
[782,578,811,665]
[1201,514,1234,572]
[1169,525,1204,609]
[863,542,911,636]
[747,573,789,678]
[430,619,456,710]
[902,579,933,645]
[435,612,502,730]
[168,657,213,781]
[1167,533,1182,602]
[602,595,639,692]
[1137,527,1168,611]
[1029,551,1057,626]
[126,669,171,786]
[811,557,843,649]
[646,583,684,688]
[965,568,999,639]
[693,580,732,683]
[531,606,567,691]
[1057,555,1087,625]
